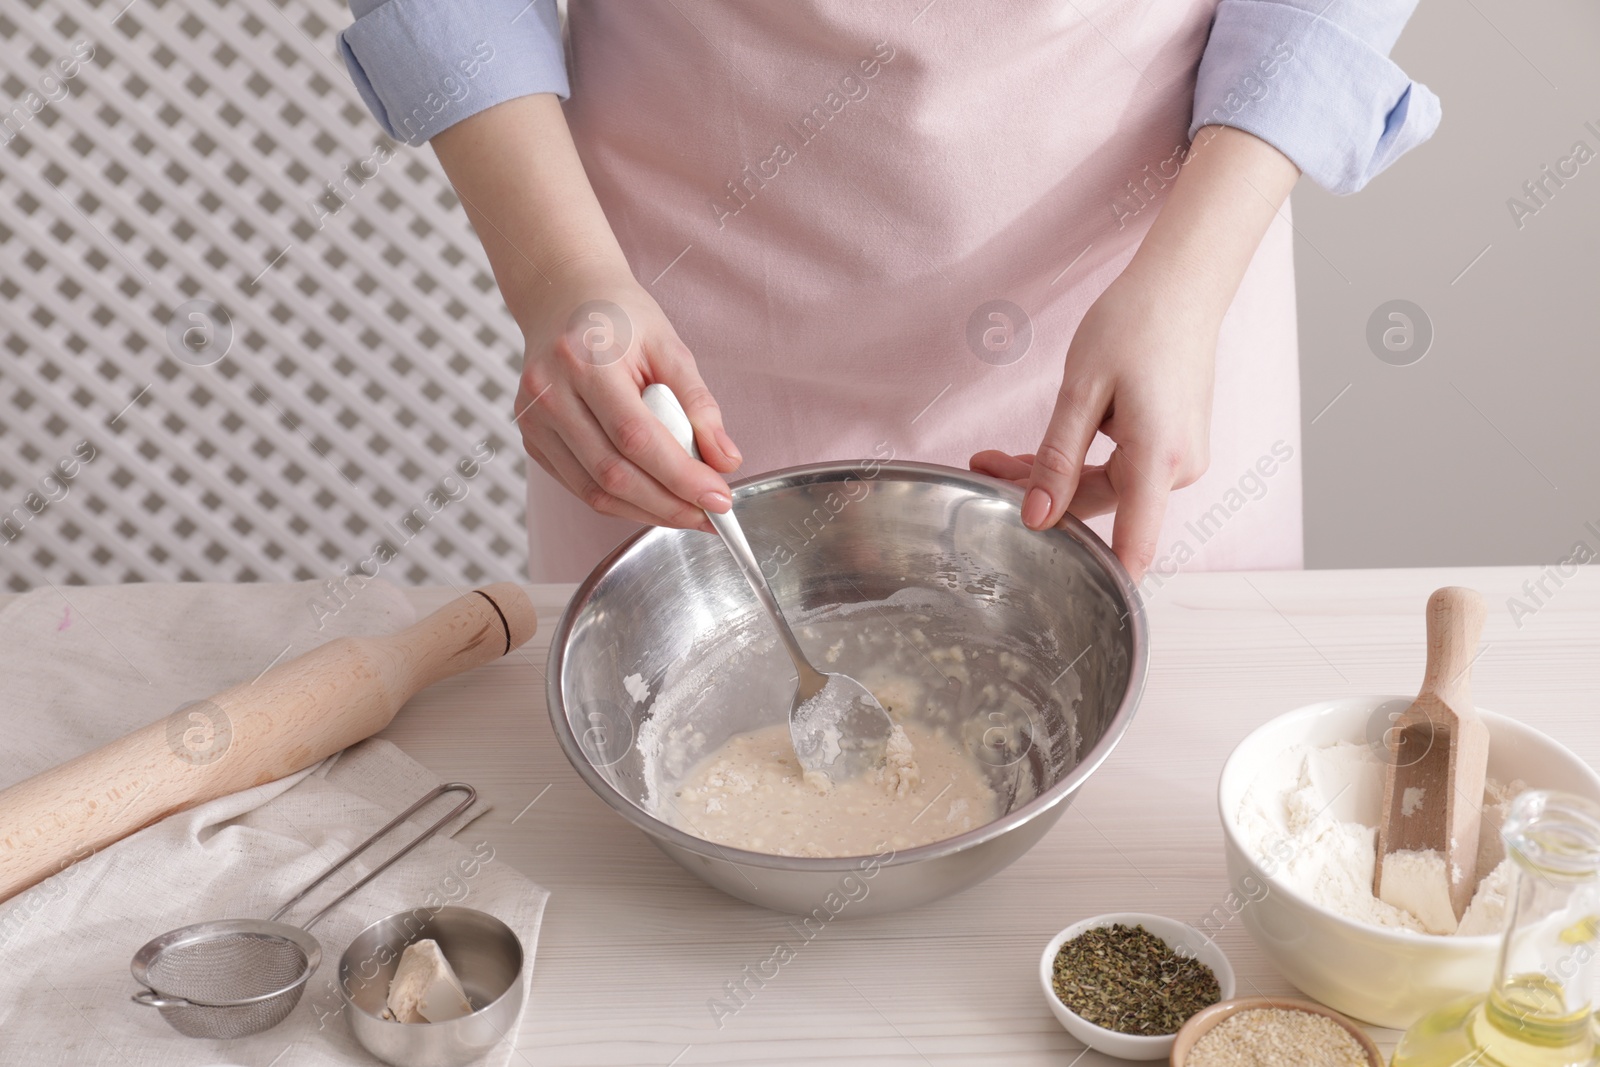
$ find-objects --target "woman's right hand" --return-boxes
[510,262,743,531]
[427,94,741,529]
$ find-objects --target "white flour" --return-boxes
[1378,848,1459,934]
[1237,739,1524,936]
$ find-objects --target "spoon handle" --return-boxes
[641,385,824,689]
[705,511,824,690]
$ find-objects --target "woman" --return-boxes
[338,0,1438,583]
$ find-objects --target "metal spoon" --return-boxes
[642,384,893,782]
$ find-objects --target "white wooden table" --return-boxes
[384,567,1600,1066]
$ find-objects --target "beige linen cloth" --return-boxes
[0,580,548,1067]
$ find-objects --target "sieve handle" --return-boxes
[270,782,476,931]
[132,988,194,1009]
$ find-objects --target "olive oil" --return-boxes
[1391,792,1600,1067]
[1390,977,1597,1066]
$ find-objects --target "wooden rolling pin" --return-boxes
[0,583,537,904]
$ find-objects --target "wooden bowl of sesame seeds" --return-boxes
[1170,996,1382,1067]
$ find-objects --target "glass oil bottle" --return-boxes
[1391,790,1600,1067]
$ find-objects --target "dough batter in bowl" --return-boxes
[635,591,1058,860]
[667,720,1000,857]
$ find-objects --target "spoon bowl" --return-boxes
[791,669,896,782]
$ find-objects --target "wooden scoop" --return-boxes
[1374,586,1490,927]
[0,583,537,904]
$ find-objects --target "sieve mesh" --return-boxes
[141,930,311,1040]
[152,988,305,1040]
[145,931,310,1004]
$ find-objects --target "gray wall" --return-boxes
[1294,0,1600,568]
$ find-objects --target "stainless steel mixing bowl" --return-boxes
[547,461,1147,916]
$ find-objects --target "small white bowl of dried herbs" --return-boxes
[1039,912,1235,1061]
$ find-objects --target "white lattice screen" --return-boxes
[0,0,531,592]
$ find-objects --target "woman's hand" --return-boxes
[429,95,741,530]
[511,263,742,531]
[971,264,1219,576]
[973,125,1301,581]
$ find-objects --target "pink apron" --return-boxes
[527,0,1303,583]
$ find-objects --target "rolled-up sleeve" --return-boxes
[1189,0,1441,194]
[338,0,569,146]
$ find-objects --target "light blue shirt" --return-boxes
[1189,0,1440,193]
[338,0,1440,196]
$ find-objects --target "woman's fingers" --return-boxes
[1105,445,1171,581]
[969,450,1033,483]
[573,354,735,517]
[1022,379,1109,530]
[531,419,714,533]
[650,338,742,474]
[1064,466,1117,520]
[536,377,717,529]
[973,451,1119,519]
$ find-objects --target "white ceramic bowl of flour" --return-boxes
[1218,695,1600,1029]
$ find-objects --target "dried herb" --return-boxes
[1049,923,1220,1036]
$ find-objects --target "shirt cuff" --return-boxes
[1188,0,1441,195]
[338,0,569,146]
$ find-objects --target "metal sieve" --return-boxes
[130,781,475,1039]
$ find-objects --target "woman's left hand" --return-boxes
[971,125,1302,582]
[970,262,1219,581]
